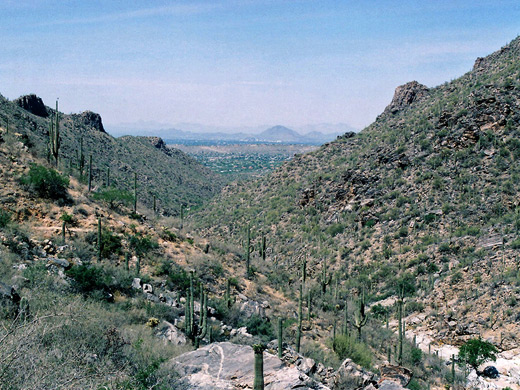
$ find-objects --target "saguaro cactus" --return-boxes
[260,234,267,261]
[49,100,60,167]
[296,284,303,353]
[97,217,102,262]
[353,289,368,340]
[133,172,137,213]
[245,225,254,276]
[319,258,331,294]
[185,271,208,348]
[253,344,266,390]
[88,155,93,192]
[277,317,283,359]
[397,286,404,365]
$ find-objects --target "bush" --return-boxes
[0,209,11,228]
[93,188,133,210]
[458,338,498,371]
[333,334,372,368]
[20,164,69,200]
[244,315,273,341]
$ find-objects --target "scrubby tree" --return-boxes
[458,338,498,373]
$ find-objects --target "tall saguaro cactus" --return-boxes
[253,344,266,390]
[296,283,303,353]
[49,100,60,167]
[88,155,93,192]
[133,172,137,213]
[353,289,368,340]
[397,286,404,365]
[245,225,254,277]
[97,217,102,262]
[185,271,208,348]
[277,317,283,359]
[319,258,331,294]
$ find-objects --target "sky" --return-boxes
[1,0,519,132]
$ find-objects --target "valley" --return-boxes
[1,28,520,390]
[168,142,319,179]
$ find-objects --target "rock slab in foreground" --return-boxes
[164,341,330,390]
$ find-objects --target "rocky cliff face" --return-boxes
[14,94,48,118]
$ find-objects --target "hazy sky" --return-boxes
[1,1,519,130]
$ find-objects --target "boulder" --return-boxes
[156,321,187,345]
[482,365,499,379]
[377,380,407,390]
[14,94,49,117]
[379,364,413,387]
[239,299,267,319]
[164,342,330,390]
[132,278,142,289]
[142,283,153,294]
[334,358,377,389]
[46,257,70,269]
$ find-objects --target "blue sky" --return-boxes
[1,1,519,131]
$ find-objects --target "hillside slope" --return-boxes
[0,95,224,214]
[194,36,520,352]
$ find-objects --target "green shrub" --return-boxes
[458,338,498,371]
[93,188,133,210]
[244,314,273,341]
[0,209,11,228]
[20,164,69,200]
[333,334,372,368]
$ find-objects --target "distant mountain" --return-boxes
[106,122,358,145]
[256,125,305,143]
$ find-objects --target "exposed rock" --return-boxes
[334,358,377,389]
[164,342,330,390]
[0,282,21,318]
[142,283,153,294]
[239,299,268,319]
[379,365,412,387]
[377,380,407,390]
[14,94,49,118]
[148,136,167,150]
[156,321,187,345]
[383,81,429,115]
[46,257,70,269]
[132,278,142,289]
[73,111,105,133]
[482,365,499,379]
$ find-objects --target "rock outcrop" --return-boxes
[73,111,105,133]
[383,81,429,115]
[0,282,21,318]
[14,94,48,118]
[164,342,330,390]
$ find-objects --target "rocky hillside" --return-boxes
[0,106,423,390]
[193,36,520,385]
[0,94,224,214]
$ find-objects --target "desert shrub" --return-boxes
[66,264,134,299]
[243,314,273,341]
[129,234,158,258]
[333,334,372,368]
[0,209,11,228]
[20,164,69,200]
[93,188,133,210]
[458,338,498,371]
